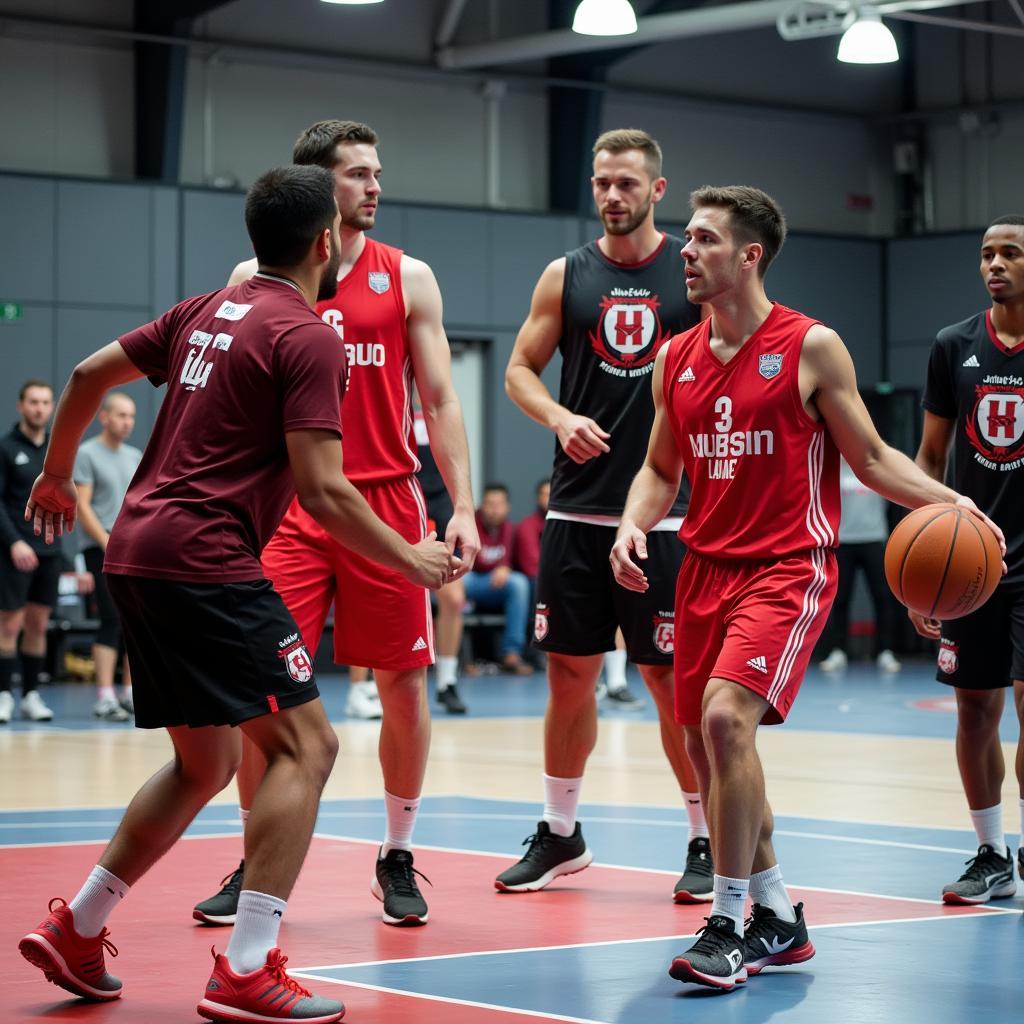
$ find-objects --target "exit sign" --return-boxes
[0,303,23,323]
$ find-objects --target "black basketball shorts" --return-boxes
[533,519,684,665]
[107,575,320,729]
[0,551,62,611]
[935,580,1024,690]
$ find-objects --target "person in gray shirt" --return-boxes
[74,392,142,720]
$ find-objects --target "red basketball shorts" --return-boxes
[261,476,434,672]
[674,548,838,726]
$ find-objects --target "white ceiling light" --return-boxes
[320,1,384,5]
[837,7,899,63]
[572,0,638,37]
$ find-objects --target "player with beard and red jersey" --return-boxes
[193,122,479,931]
[611,185,1001,991]
[18,166,452,1023]
[913,216,1024,906]
[500,128,712,902]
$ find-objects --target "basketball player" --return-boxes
[611,185,1002,990]
[500,128,712,902]
[195,121,479,930]
[19,166,452,1022]
[912,215,1024,905]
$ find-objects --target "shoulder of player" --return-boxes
[227,257,258,286]
[936,310,985,346]
[534,257,567,301]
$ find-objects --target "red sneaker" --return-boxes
[197,946,345,1023]
[19,897,122,1001]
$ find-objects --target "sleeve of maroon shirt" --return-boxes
[513,515,541,578]
[118,294,210,385]
[277,321,347,436]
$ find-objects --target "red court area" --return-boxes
[1,835,990,1023]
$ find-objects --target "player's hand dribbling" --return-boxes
[610,523,649,593]
[554,413,611,465]
[445,508,480,577]
[24,472,78,545]
[407,531,459,590]
[908,610,941,640]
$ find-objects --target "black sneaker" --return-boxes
[674,837,714,903]
[1018,848,1023,886]
[942,843,1016,904]
[494,821,593,892]
[669,915,747,990]
[437,684,467,714]
[371,847,430,926]
[193,860,244,925]
[743,902,815,975]
[603,684,645,710]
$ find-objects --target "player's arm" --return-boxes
[75,482,109,550]
[610,347,685,593]
[403,256,479,573]
[286,428,454,590]
[915,411,955,482]
[805,326,1005,551]
[226,257,258,286]
[26,342,144,543]
[505,258,611,465]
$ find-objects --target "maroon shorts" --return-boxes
[261,477,434,672]
[674,548,838,725]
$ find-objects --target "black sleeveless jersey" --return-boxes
[923,309,1024,582]
[550,233,700,517]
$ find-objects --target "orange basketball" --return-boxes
[884,502,1001,620]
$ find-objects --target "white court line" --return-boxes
[0,830,242,852]
[288,976,608,1024]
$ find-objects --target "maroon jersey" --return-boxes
[663,303,840,559]
[105,274,346,583]
[474,512,514,574]
[315,237,418,484]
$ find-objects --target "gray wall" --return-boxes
[0,170,990,520]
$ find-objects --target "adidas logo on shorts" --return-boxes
[746,655,768,674]
[411,636,428,652]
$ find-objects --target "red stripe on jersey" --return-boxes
[267,694,279,714]
[663,303,841,559]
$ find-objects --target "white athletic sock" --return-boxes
[711,874,748,935]
[239,807,249,827]
[749,863,796,923]
[68,865,129,938]
[225,890,286,975]
[436,656,458,692]
[682,790,709,841]
[96,684,116,703]
[382,790,420,855]
[969,803,1007,856]
[543,774,583,837]
[603,649,627,691]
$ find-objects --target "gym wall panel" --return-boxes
[181,189,248,299]
[150,187,181,317]
[56,182,153,308]
[0,308,57,421]
[886,344,933,391]
[0,177,56,303]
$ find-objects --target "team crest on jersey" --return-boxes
[368,271,391,295]
[534,604,550,642]
[589,292,670,375]
[278,638,314,684]
[937,638,959,675]
[965,384,1024,467]
[759,353,783,380]
[652,613,675,655]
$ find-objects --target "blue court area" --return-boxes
[5,658,1020,739]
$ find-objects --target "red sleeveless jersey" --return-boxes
[662,303,840,559]
[315,236,419,484]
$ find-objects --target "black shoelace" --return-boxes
[384,852,432,896]
[743,903,775,941]
[690,918,740,956]
[958,847,1006,882]
[217,862,245,897]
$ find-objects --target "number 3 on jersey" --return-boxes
[714,396,733,434]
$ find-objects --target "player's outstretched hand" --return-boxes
[408,531,456,590]
[610,523,649,593]
[24,472,78,545]
[445,508,480,576]
[954,495,1007,572]
[555,413,610,465]
[908,609,941,640]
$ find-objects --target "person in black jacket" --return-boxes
[0,380,59,722]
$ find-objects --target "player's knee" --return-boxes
[700,696,750,756]
[956,694,1002,734]
[438,581,464,614]
[312,727,340,787]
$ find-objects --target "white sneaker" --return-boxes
[21,690,53,721]
[346,679,383,720]
[119,691,134,715]
[94,696,130,721]
[0,690,13,724]
[819,649,848,672]
[876,649,902,673]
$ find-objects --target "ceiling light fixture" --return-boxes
[320,1,385,5]
[837,7,899,63]
[572,0,638,37]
